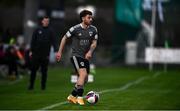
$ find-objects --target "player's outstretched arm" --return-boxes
[56,35,68,62]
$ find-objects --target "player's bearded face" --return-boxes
[83,15,93,25]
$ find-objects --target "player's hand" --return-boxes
[85,51,92,60]
[29,51,32,58]
[56,52,62,62]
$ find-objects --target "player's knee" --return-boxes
[79,69,87,77]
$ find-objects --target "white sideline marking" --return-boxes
[153,72,162,78]
[37,101,68,111]
[38,72,162,110]
[98,76,148,94]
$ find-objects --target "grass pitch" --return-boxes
[0,66,180,110]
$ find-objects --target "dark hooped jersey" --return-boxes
[65,23,98,59]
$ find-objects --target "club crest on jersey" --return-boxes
[80,62,84,66]
[78,33,82,36]
[89,31,93,36]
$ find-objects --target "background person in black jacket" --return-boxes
[28,16,58,90]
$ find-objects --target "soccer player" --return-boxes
[56,10,98,105]
[28,16,58,90]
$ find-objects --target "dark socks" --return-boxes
[77,88,84,97]
[71,87,78,97]
[71,85,84,97]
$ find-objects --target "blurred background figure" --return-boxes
[0,27,25,80]
[28,16,58,90]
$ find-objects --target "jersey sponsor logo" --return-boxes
[80,40,90,46]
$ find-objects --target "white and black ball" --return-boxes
[86,91,99,104]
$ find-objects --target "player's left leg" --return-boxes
[67,57,79,104]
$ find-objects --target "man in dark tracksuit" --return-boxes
[28,16,58,90]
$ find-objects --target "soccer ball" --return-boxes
[86,91,99,104]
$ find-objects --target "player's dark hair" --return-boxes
[39,16,49,22]
[79,10,92,22]
[39,16,49,24]
[42,16,49,20]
